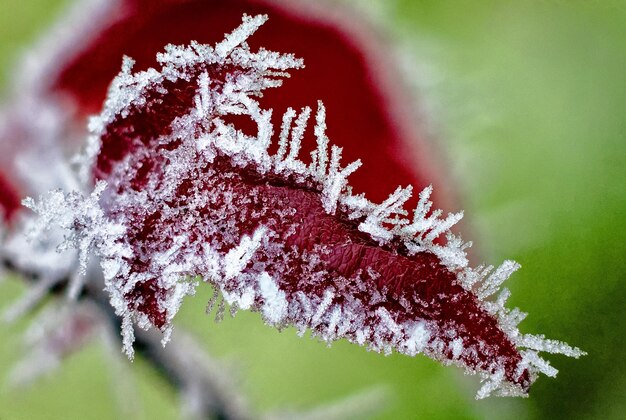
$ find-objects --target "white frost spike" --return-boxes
[405,186,439,235]
[521,350,558,378]
[322,146,361,215]
[312,101,329,178]
[276,107,296,162]
[66,269,87,300]
[327,305,342,338]
[194,72,213,119]
[519,334,586,358]
[403,322,430,356]
[424,210,463,242]
[496,287,511,307]
[450,338,464,359]
[214,14,268,59]
[499,307,528,332]
[258,272,287,325]
[359,186,412,242]
[414,184,434,222]
[285,106,311,165]
[22,180,124,276]
[458,264,491,290]
[223,227,267,281]
[376,307,402,338]
[477,369,505,400]
[477,260,520,300]
[311,289,335,328]
[255,108,273,153]
[121,314,136,359]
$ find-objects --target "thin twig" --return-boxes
[2,258,252,420]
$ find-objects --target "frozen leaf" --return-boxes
[27,15,584,398]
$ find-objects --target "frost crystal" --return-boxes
[23,15,584,397]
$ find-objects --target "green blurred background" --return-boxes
[0,1,624,419]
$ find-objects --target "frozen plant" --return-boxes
[0,1,584,418]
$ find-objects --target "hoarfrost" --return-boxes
[223,228,267,280]
[16,14,584,398]
[403,323,430,356]
[258,272,287,325]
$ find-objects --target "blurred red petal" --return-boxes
[49,0,449,208]
[0,170,20,222]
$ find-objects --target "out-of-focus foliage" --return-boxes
[0,1,624,419]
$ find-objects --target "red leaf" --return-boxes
[66,16,581,398]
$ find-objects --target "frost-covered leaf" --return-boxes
[26,15,584,398]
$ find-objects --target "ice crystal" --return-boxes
[22,14,584,398]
